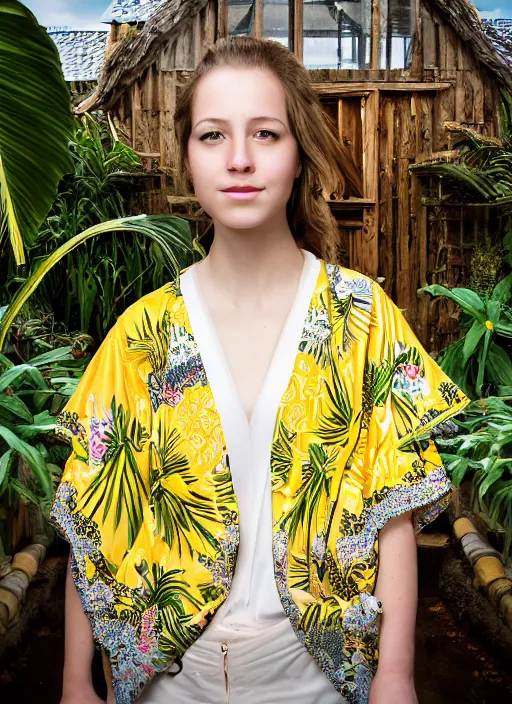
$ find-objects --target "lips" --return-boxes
[221,186,263,192]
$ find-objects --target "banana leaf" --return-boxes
[0,0,74,265]
[0,214,193,349]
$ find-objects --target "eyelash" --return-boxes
[199,130,278,142]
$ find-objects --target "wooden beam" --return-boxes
[311,82,453,95]
[254,0,263,38]
[327,198,376,208]
[131,81,141,151]
[167,196,200,205]
[218,0,228,39]
[361,90,380,278]
[207,0,216,45]
[294,0,303,64]
[135,151,160,158]
[371,0,380,70]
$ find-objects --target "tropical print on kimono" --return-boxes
[49,259,471,704]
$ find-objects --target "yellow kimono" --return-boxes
[50,255,470,703]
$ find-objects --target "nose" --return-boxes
[227,135,254,173]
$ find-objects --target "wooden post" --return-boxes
[371,0,380,71]
[379,94,394,296]
[294,0,303,64]
[358,90,380,279]
[254,0,263,38]
[207,0,217,46]
[218,0,228,38]
[131,81,141,151]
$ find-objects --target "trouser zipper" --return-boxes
[221,642,230,704]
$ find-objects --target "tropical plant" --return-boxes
[0,346,87,555]
[435,396,512,560]
[0,0,73,265]
[2,113,193,340]
[418,276,512,398]
[0,214,194,351]
[409,92,512,210]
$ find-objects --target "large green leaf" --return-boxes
[0,214,193,349]
[492,273,512,304]
[0,363,47,393]
[0,0,74,265]
[418,285,485,320]
[462,320,486,365]
[0,425,51,496]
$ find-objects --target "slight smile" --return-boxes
[221,190,262,200]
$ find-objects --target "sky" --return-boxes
[20,1,512,31]
[23,0,109,30]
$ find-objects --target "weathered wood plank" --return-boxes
[358,90,379,278]
[422,6,437,72]
[371,0,380,71]
[218,0,228,38]
[395,97,414,315]
[311,82,453,95]
[131,80,142,151]
[254,0,263,39]
[379,95,394,296]
[294,0,303,64]
[207,0,216,46]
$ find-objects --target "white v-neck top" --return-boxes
[137,250,344,703]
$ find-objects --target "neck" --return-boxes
[199,223,305,302]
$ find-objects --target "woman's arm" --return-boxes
[61,555,105,703]
[369,510,419,704]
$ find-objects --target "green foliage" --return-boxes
[0,214,194,351]
[0,346,88,555]
[419,278,512,398]
[436,397,512,560]
[3,114,196,341]
[0,0,74,265]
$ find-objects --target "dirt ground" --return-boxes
[1,553,512,704]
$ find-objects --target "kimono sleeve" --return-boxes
[361,282,471,534]
[49,308,150,579]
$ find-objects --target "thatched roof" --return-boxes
[77,0,512,114]
[482,19,512,69]
[77,0,206,113]
[49,29,109,82]
[431,1,512,93]
[101,0,168,25]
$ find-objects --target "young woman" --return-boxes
[53,36,470,704]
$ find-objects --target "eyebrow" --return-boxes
[194,116,286,129]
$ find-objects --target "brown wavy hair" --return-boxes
[173,35,362,263]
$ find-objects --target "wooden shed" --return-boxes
[78,0,512,349]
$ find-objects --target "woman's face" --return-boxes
[186,66,301,234]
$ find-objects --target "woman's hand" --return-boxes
[368,671,418,704]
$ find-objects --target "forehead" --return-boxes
[191,66,288,120]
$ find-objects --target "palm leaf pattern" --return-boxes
[271,420,297,491]
[118,560,202,656]
[149,420,220,558]
[49,260,470,703]
[280,443,336,558]
[81,396,149,548]
[126,306,171,374]
[317,347,353,446]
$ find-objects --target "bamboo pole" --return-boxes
[0,543,46,633]
[453,515,512,629]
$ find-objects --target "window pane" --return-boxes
[228,0,253,36]
[380,0,416,70]
[264,0,290,49]
[303,1,372,70]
